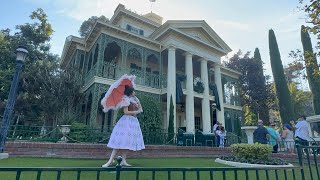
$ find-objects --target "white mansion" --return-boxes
[61,4,242,134]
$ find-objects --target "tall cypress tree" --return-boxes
[253,48,270,122]
[301,25,320,115]
[269,29,295,123]
[167,95,174,142]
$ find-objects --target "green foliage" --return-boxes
[137,95,162,131]
[289,83,314,116]
[79,15,108,38]
[116,94,162,133]
[0,9,83,126]
[225,50,272,125]
[167,95,174,142]
[299,0,320,49]
[269,29,295,123]
[301,25,320,115]
[69,122,89,142]
[253,48,270,122]
[231,143,272,161]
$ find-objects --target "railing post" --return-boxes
[115,156,123,180]
[296,143,306,180]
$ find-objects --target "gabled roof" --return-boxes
[110,4,161,28]
[150,20,232,54]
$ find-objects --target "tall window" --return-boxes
[93,44,99,66]
[195,117,201,130]
[79,54,84,73]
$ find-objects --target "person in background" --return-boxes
[216,126,227,147]
[291,115,309,153]
[267,122,280,153]
[213,121,221,147]
[253,120,270,144]
[281,124,295,154]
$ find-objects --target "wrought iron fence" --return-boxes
[1,139,320,179]
[6,125,246,147]
[0,158,305,180]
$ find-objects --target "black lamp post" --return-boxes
[0,46,28,154]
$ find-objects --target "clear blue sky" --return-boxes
[0,0,316,89]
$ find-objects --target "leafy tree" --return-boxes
[299,0,320,49]
[225,50,271,124]
[301,25,320,114]
[79,15,108,38]
[269,29,295,123]
[289,82,314,117]
[167,95,174,142]
[0,9,82,126]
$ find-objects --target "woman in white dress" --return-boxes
[281,124,294,154]
[102,85,145,167]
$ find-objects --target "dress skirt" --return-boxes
[107,115,145,151]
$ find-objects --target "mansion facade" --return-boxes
[61,4,242,134]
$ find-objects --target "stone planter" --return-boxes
[215,158,294,168]
[58,125,71,143]
[241,126,257,144]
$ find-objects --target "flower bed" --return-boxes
[218,155,290,165]
[214,143,293,167]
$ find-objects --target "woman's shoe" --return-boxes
[102,159,115,168]
[120,161,132,167]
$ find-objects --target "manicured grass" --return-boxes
[0,157,310,180]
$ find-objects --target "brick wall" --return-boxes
[5,142,303,162]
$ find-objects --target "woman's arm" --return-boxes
[123,106,140,115]
[281,130,288,139]
[134,96,143,112]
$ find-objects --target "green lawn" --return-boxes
[0,157,312,180]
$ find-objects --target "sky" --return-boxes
[0,0,317,89]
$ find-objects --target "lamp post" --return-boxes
[0,46,28,158]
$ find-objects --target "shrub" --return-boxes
[231,143,272,160]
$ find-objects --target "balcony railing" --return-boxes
[82,62,166,89]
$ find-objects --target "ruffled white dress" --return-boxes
[107,96,145,151]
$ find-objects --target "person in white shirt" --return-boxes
[216,126,227,147]
[213,122,221,135]
[290,115,309,151]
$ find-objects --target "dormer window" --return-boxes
[126,24,144,36]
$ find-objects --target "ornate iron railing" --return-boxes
[99,62,164,89]
[0,159,305,180]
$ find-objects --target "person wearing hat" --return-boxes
[253,120,270,144]
[281,124,295,153]
[267,122,280,153]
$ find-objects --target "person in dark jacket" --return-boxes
[253,120,270,144]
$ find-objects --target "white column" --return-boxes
[214,62,225,126]
[167,46,177,133]
[201,59,211,133]
[185,52,195,133]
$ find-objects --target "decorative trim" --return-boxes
[215,158,294,168]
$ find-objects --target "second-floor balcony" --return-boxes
[84,62,166,89]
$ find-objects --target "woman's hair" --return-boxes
[124,85,134,96]
[283,123,292,131]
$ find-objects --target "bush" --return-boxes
[231,143,272,160]
[116,94,162,134]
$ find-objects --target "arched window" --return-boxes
[87,52,93,73]
[93,44,99,66]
